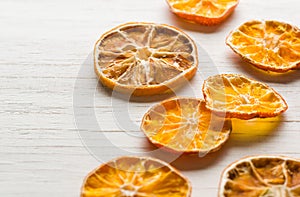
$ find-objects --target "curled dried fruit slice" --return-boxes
[141,97,232,154]
[202,74,288,120]
[166,0,239,25]
[219,156,300,197]
[226,20,300,72]
[94,22,198,96]
[81,156,191,197]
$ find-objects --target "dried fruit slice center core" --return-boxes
[120,184,138,196]
[264,34,280,49]
[136,47,152,61]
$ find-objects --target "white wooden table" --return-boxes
[1,0,300,196]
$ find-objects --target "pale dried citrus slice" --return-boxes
[226,20,300,73]
[219,155,300,197]
[94,22,198,96]
[202,74,288,120]
[166,0,239,25]
[81,156,191,197]
[141,97,232,154]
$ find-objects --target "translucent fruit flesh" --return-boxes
[94,23,198,96]
[226,20,300,72]
[141,97,232,154]
[166,0,239,25]
[202,74,288,119]
[219,156,300,197]
[81,156,191,197]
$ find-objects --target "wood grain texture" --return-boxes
[0,0,300,196]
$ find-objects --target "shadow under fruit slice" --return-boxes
[219,155,300,197]
[202,74,288,120]
[226,20,300,73]
[81,156,191,197]
[166,0,239,25]
[141,97,232,154]
[94,22,198,96]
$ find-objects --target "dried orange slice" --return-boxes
[202,74,288,120]
[226,20,300,73]
[166,0,239,25]
[81,156,191,197]
[141,97,232,154]
[219,155,300,197]
[94,22,198,96]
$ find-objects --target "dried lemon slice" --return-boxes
[166,0,239,25]
[202,74,288,120]
[141,97,232,154]
[94,22,198,96]
[219,156,300,197]
[226,20,300,73]
[81,156,191,197]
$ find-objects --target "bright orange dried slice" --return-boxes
[219,155,300,197]
[81,156,191,197]
[226,20,300,73]
[202,74,288,120]
[166,0,239,25]
[94,22,198,96]
[141,97,232,154]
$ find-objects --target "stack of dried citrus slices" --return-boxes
[81,72,289,196]
[140,73,288,155]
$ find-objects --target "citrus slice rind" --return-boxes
[166,0,239,25]
[94,22,198,96]
[226,20,300,73]
[202,74,288,120]
[141,97,232,154]
[81,156,192,197]
[219,155,300,197]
